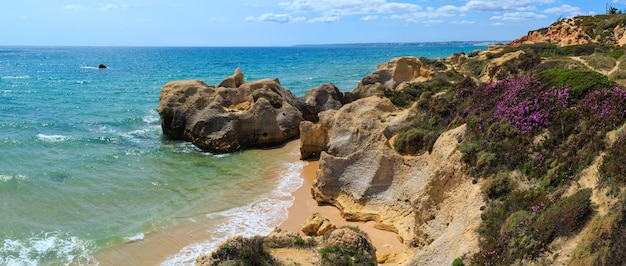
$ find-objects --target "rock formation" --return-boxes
[352,57,433,99]
[509,15,626,47]
[301,212,336,236]
[157,69,303,153]
[298,83,346,122]
[217,67,244,88]
[197,227,377,266]
[302,95,484,263]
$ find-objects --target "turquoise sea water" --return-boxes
[0,45,484,265]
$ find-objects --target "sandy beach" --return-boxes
[279,159,405,257]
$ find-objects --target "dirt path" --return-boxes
[570,56,620,76]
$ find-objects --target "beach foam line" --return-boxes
[36,134,71,143]
[0,232,94,265]
[161,160,305,266]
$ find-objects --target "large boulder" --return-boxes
[299,83,346,122]
[352,57,433,99]
[301,213,335,236]
[157,70,303,153]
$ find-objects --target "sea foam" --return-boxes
[1,75,30,80]
[0,174,28,182]
[161,160,305,266]
[0,232,94,266]
[36,134,71,143]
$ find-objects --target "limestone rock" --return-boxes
[352,57,433,99]
[299,121,328,160]
[325,227,376,253]
[301,213,335,236]
[299,83,345,122]
[307,95,484,264]
[218,68,244,88]
[157,70,303,153]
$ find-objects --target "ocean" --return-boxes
[0,45,484,265]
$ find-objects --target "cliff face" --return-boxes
[301,96,484,263]
[510,15,626,47]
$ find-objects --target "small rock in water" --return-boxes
[98,64,107,69]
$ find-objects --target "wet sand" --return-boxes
[95,140,404,265]
[279,160,405,255]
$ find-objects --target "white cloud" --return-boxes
[450,20,475,25]
[463,0,555,12]
[492,22,504,26]
[278,0,421,17]
[309,16,341,23]
[63,4,84,11]
[258,13,293,23]
[99,4,119,12]
[491,11,547,21]
[543,4,582,17]
[361,15,378,21]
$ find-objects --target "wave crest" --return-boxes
[0,232,94,265]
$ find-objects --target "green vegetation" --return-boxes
[452,257,464,266]
[384,37,626,263]
[474,189,592,264]
[581,52,616,71]
[570,194,626,265]
[210,236,278,266]
[320,245,376,266]
[536,68,617,99]
[599,133,626,195]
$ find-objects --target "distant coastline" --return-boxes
[292,40,507,48]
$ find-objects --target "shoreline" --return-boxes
[279,159,405,258]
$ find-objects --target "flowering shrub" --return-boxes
[491,76,569,134]
[451,69,625,264]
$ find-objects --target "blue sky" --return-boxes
[0,1,619,46]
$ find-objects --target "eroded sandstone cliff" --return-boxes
[302,96,484,264]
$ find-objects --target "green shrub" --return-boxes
[393,127,438,155]
[536,68,617,99]
[320,245,376,266]
[599,133,626,194]
[533,189,592,243]
[452,257,464,266]
[483,172,517,200]
[607,49,624,60]
[570,193,626,265]
[210,236,278,266]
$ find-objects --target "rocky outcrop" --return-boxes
[304,96,483,263]
[217,67,244,88]
[197,227,377,266]
[298,83,346,122]
[301,213,335,236]
[509,18,593,47]
[299,121,328,160]
[352,57,433,99]
[157,70,303,153]
[509,15,626,47]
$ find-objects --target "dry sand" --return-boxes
[279,160,405,257]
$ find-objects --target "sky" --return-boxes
[0,1,620,46]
